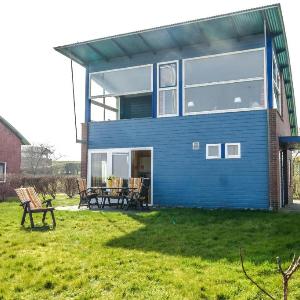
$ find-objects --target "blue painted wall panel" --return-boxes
[89,110,269,209]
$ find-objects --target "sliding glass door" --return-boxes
[112,152,130,179]
[88,148,153,204]
[90,153,107,186]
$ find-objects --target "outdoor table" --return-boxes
[91,187,138,209]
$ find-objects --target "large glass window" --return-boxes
[184,49,265,114]
[272,51,282,115]
[91,153,107,186]
[90,65,152,122]
[157,61,178,117]
[0,162,6,182]
[112,153,129,179]
[90,65,152,97]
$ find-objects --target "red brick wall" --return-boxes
[0,121,22,174]
[268,76,292,210]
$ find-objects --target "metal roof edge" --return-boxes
[54,4,280,50]
[0,116,30,145]
[276,5,298,135]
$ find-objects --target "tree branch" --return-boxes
[240,248,275,300]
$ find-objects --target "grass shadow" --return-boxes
[21,224,55,232]
[106,208,300,263]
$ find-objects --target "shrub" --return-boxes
[0,174,79,200]
[63,176,78,198]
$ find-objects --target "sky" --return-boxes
[0,0,299,160]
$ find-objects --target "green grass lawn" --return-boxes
[0,195,300,299]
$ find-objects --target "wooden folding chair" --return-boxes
[119,178,142,208]
[102,177,124,208]
[124,178,150,210]
[15,187,56,228]
[77,178,101,209]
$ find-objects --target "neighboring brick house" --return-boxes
[0,115,29,182]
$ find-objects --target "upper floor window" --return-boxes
[183,49,265,115]
[0,162,6,182]
[272,51,282,115]
[90,65,152,97]
[90,65,153,122]
[157,61,179,117]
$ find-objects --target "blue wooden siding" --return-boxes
[89,110,269,209]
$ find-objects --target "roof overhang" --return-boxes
[279,136,300,150]
[54,4,297,136]
[55,4,277,66]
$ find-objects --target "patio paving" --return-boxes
[280,200,300,212]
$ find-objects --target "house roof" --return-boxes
[54,4,297,135]
[0,116,30,145]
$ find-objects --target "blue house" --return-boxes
[55,4,298,210]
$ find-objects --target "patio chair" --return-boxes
[124,178,150,210]
[118,177,142,208]
[77,178,101,209]
[15,187,56,229]
[102,177,123,208]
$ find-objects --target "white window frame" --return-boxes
[225,143,241,159]
[157,60,179,118]
[87,147,153,205]
[272,50,282,115]
[89,64,153,98]
[0,162,7,183]
[206,144,221,160]
[182,48,267,116]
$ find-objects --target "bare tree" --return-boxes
[21,143,63,175]
[240,248,300,299]
[277,255,300,300]
[240,248,275,299]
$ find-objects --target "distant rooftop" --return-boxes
[0,115,30,145]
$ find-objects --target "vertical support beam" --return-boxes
[82,67,90,179]
[178,60,183,116]
[85,68,91,123]
[152,63,157,118]
[266,33,273,109]
[282,149,289,206]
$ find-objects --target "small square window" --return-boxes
[0,162,6,182]
[206,144,221,159]
[159,63,177,88]
[192,142,200,150]
[225,143,241,159]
